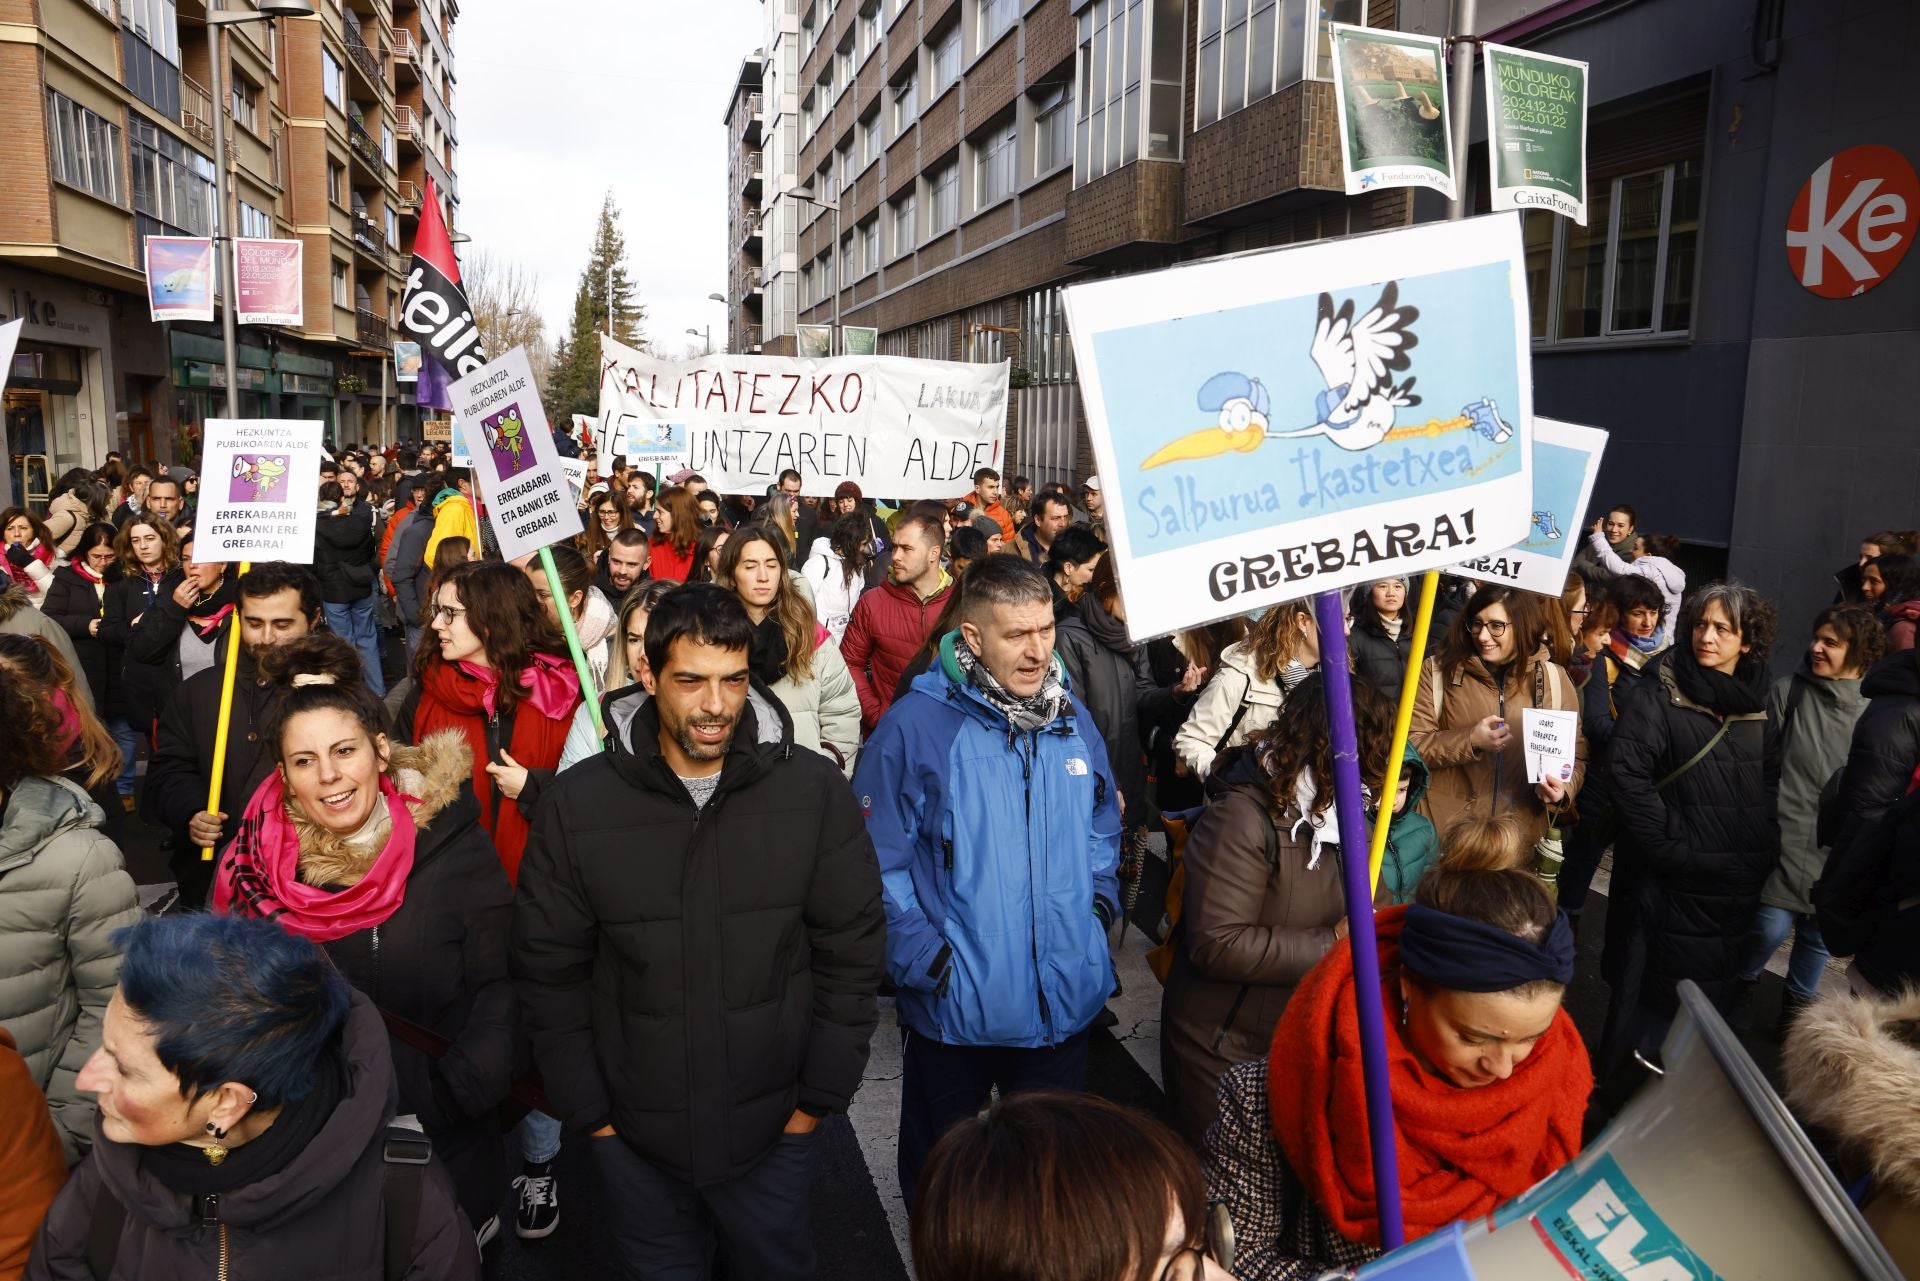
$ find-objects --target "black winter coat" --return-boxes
[513,681,884,1187]
[40,565,120,718]
[1833,650,1920,827]
[309,735,518,1230]
[1605,658,1779,1017]
[24,995,480,1281]
[1348,614,1413,700]
[105,570,235,739]
[314,501,378,604]
[143,656,281,907]
[1054,595,1156,815]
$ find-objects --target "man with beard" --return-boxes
[515,584,883,1278]
[841,513,952,733]
[595,528,652,602]
[143,561,322,906]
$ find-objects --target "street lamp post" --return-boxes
[787,187,839,352]
[686,326,712,356]
[204,0,315,418]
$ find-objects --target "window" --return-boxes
[891,190,916,256]
[891,71,918,136]
[130,119,213,233]
[860,218,880,274]
[857,110,881,167]
[1195,0,1360,128]
[327,159,345,205]
[928,157,959,236]
[1075,0,1185,186]
[801,91,817,137]
[837,40,855,94]
[977,0,1017,52]
[238,202,272,239]
[383,123,396,167]
[46,91,123,204]
[928,23,963,98]
[322,47,345,108]
[1523,160,1701,343]
[1033,84,1072,175]
[231,78,259,133]
[859,3,881,58]
[800,261,814,309]
[122,0,180,64]
[973,117,1017,208]
[386,207,400,248]
[331,259,350,308]
[838,139,853,190]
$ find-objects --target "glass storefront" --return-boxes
[6,342,87,503]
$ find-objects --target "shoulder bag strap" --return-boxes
[86,1186,126,1280]
[1655,719,1734,792]
[1212,668,1255,756]
[382,1126,432,1281]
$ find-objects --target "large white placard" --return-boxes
[597,333,1009,499]
[1456,417,1609,596]
[195,420,326,564]
[1064,215,1535,640]
[452,347,585,562]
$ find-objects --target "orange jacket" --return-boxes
[0,1028,66,1280]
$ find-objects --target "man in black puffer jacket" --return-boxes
[514,584,883,1279]
[1601,583,1781,1078]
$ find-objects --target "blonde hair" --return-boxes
[1436,813,1529,873]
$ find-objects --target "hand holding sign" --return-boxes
[1523,708,1579,787]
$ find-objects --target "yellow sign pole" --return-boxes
[1367,569,1440,896]
[201,560,251,862]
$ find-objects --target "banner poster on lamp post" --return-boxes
[1483,43,1590,225]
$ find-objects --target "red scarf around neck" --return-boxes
[412,654,578,884]
[1267,905,1590,1247]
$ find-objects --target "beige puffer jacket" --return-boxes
[41,492,96,556]
[0,774,141,1165]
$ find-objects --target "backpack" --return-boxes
[85,1126,432,1281]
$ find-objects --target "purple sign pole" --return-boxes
[1311,588,1407,1250]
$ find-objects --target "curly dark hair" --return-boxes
[1250,671,1397,822]
[1679,581,1778,666]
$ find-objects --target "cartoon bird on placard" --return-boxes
[1142,282,1423,469]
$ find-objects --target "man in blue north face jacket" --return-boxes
[853,556,1121,1212]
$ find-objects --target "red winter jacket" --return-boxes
[842,574,953,732]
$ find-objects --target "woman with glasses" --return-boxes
[1203,839,1590,1278]
[394,561,582,888]
[580,488,633,568]
[1408,584,1585,852]
[914,1091,1239,1281]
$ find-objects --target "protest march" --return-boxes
[1,1,1916,1280]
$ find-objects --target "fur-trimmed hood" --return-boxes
[294,730,473,888]
[1783,988,1920,1202]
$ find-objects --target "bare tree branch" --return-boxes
[464,247,551,387]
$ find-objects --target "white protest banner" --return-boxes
[233,238,304,326]
[1456,418,1608,596]
[195,420,326,564]
[0,319,20,507]
[1483,44,1589,225]
[451,346,584,563]
[1064,214,1533,640]
[597,333,1009,500]
[1523,707,1579,785]
[1329,25,1456,201]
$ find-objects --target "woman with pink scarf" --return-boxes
[211,632,518,1246]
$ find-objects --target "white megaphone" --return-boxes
[1351,981,1904,1280]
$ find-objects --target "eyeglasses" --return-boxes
[429,603,467,623]
[1468,619,1510,637]
[1157,1203,1235,1281]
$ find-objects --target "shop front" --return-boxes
[0,266,119,505]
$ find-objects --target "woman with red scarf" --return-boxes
[394,560,581,885]
[1201,844,1591,1279]
[1,506,56,602]
[646,484,700,584]
[211,633,516,1241]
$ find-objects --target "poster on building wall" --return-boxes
[452,346,585,562]
[394,341,423,383]
[1455,417,1608,595]
[145,237,216,322]
[1483,44,1589,225]
[597,332,1009,499]
[1062,214,1534,640]
[1328,25,1456,201]
[796,324,835,359]
[194,419,326,563]
[842,326,879,356]
[233,238,304,326]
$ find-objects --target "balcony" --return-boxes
[396,179,421,214]
[348,114,388,178]
[394,105,421,152]
[742,91,763,145]
[356,308,389,347]
[741,323,763,353]
[344,30,385,96]
[392,28,420,80]
[741,148,762,198]
[742,214,762,251]
[181,72,215,147]
[351,209,386,261]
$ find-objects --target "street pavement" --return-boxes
[113,808,1813,1280]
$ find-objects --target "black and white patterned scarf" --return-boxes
[953,639,1068,734]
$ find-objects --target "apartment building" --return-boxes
[723,54,765,355]
[0,0,459,500]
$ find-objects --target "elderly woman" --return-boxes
[1204,847,1590,1277]
[24,913,479,1279]
[0,636,141,1167]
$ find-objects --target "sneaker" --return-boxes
[474,1212,501,1250]
[513,1163,559,1239]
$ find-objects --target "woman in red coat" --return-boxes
[647,485,701,584]
[394,560,581,884]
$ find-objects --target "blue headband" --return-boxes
[1399,903,1576,992]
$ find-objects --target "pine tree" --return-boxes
[550,192,647,419]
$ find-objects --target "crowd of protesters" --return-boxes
[3,446,1919,1281]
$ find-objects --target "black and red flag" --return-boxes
[398,177,485,411]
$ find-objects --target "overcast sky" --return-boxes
[457,0,764,360]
